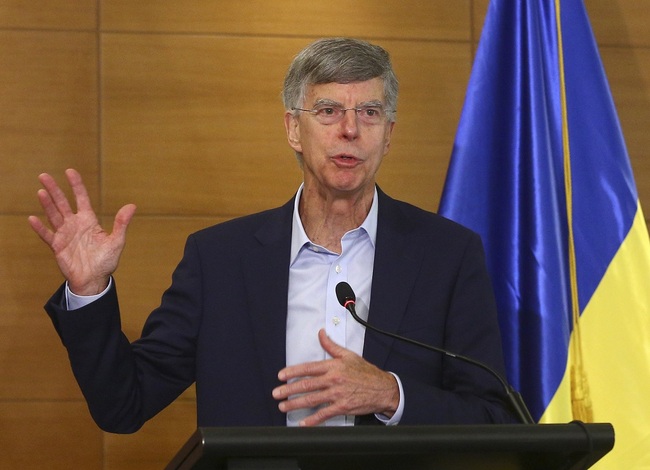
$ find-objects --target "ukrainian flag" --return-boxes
[439,1,650,467]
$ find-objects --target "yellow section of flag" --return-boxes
[543,203,650,468]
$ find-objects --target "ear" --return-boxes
[383,121,395,155]
[284,111,302,153]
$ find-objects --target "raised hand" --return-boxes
[28,169,136,295]
[272,328,400,426]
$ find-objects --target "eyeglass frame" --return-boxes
[290,100,396,125]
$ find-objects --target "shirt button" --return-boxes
[332,316,341,326]
[335,265,342,273]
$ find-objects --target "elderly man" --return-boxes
[29,37,516,432]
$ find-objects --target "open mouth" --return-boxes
[333,154,360,164]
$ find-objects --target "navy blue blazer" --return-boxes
[46,188,515,432]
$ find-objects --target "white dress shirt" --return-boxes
[286,185,403,426]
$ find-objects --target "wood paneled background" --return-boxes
[1,1,648,468]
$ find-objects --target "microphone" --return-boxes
[335,281,534,424]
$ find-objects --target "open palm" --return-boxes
[28,169,136,295]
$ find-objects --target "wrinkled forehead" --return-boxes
[302,78,386,106]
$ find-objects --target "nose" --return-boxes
[340,109,359,140]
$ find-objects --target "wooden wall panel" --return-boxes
[0,31,99,213]
[101,0,471,41]
[585,0,650,47]
[0,402,102,469]
[472,0,490,42]
[101,36,470,217]
[104,400,196,470]
[0,0,96,30]
[375,39,472,212]
[0,216,84,399]
[101,35,304,216]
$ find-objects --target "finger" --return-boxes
[27,215,54,247]
[278,359,329,382]
[299,405,340,427]
[279,331,346,382]
[273,374,330,401]
[38,172,74,218]
[65,168,94,213]
[276,386,330,413]
[318,328,347,359]
[36,188,64,230]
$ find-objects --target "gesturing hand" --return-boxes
[273,328,400,426]
[28,169,136,295]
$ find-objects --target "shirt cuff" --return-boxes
[374,372,404,426]
[65,278,112,311]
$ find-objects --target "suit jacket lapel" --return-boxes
[363,189,424,369]
[242,198,295,426]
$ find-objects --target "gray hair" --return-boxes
[282,38,398,122]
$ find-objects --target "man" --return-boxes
[29,38,516,432]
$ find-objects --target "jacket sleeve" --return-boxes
[44,236,203,433]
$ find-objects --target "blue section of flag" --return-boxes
[439,0,637,420]
[560,2,637,310]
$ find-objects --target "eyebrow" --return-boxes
[312,98,384,108]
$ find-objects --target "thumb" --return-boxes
[318,328,347,359]
[112,203,137,240]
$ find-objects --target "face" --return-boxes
[284,78,395,200]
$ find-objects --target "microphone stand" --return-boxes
[336,283,535,424]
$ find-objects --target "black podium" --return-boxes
[165,423,614,470]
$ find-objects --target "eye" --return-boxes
[316,107,337,116]
[362,106,381,117]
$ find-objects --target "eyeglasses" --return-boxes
[291,103,394,125]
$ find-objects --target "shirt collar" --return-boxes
[290,183,378,265]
